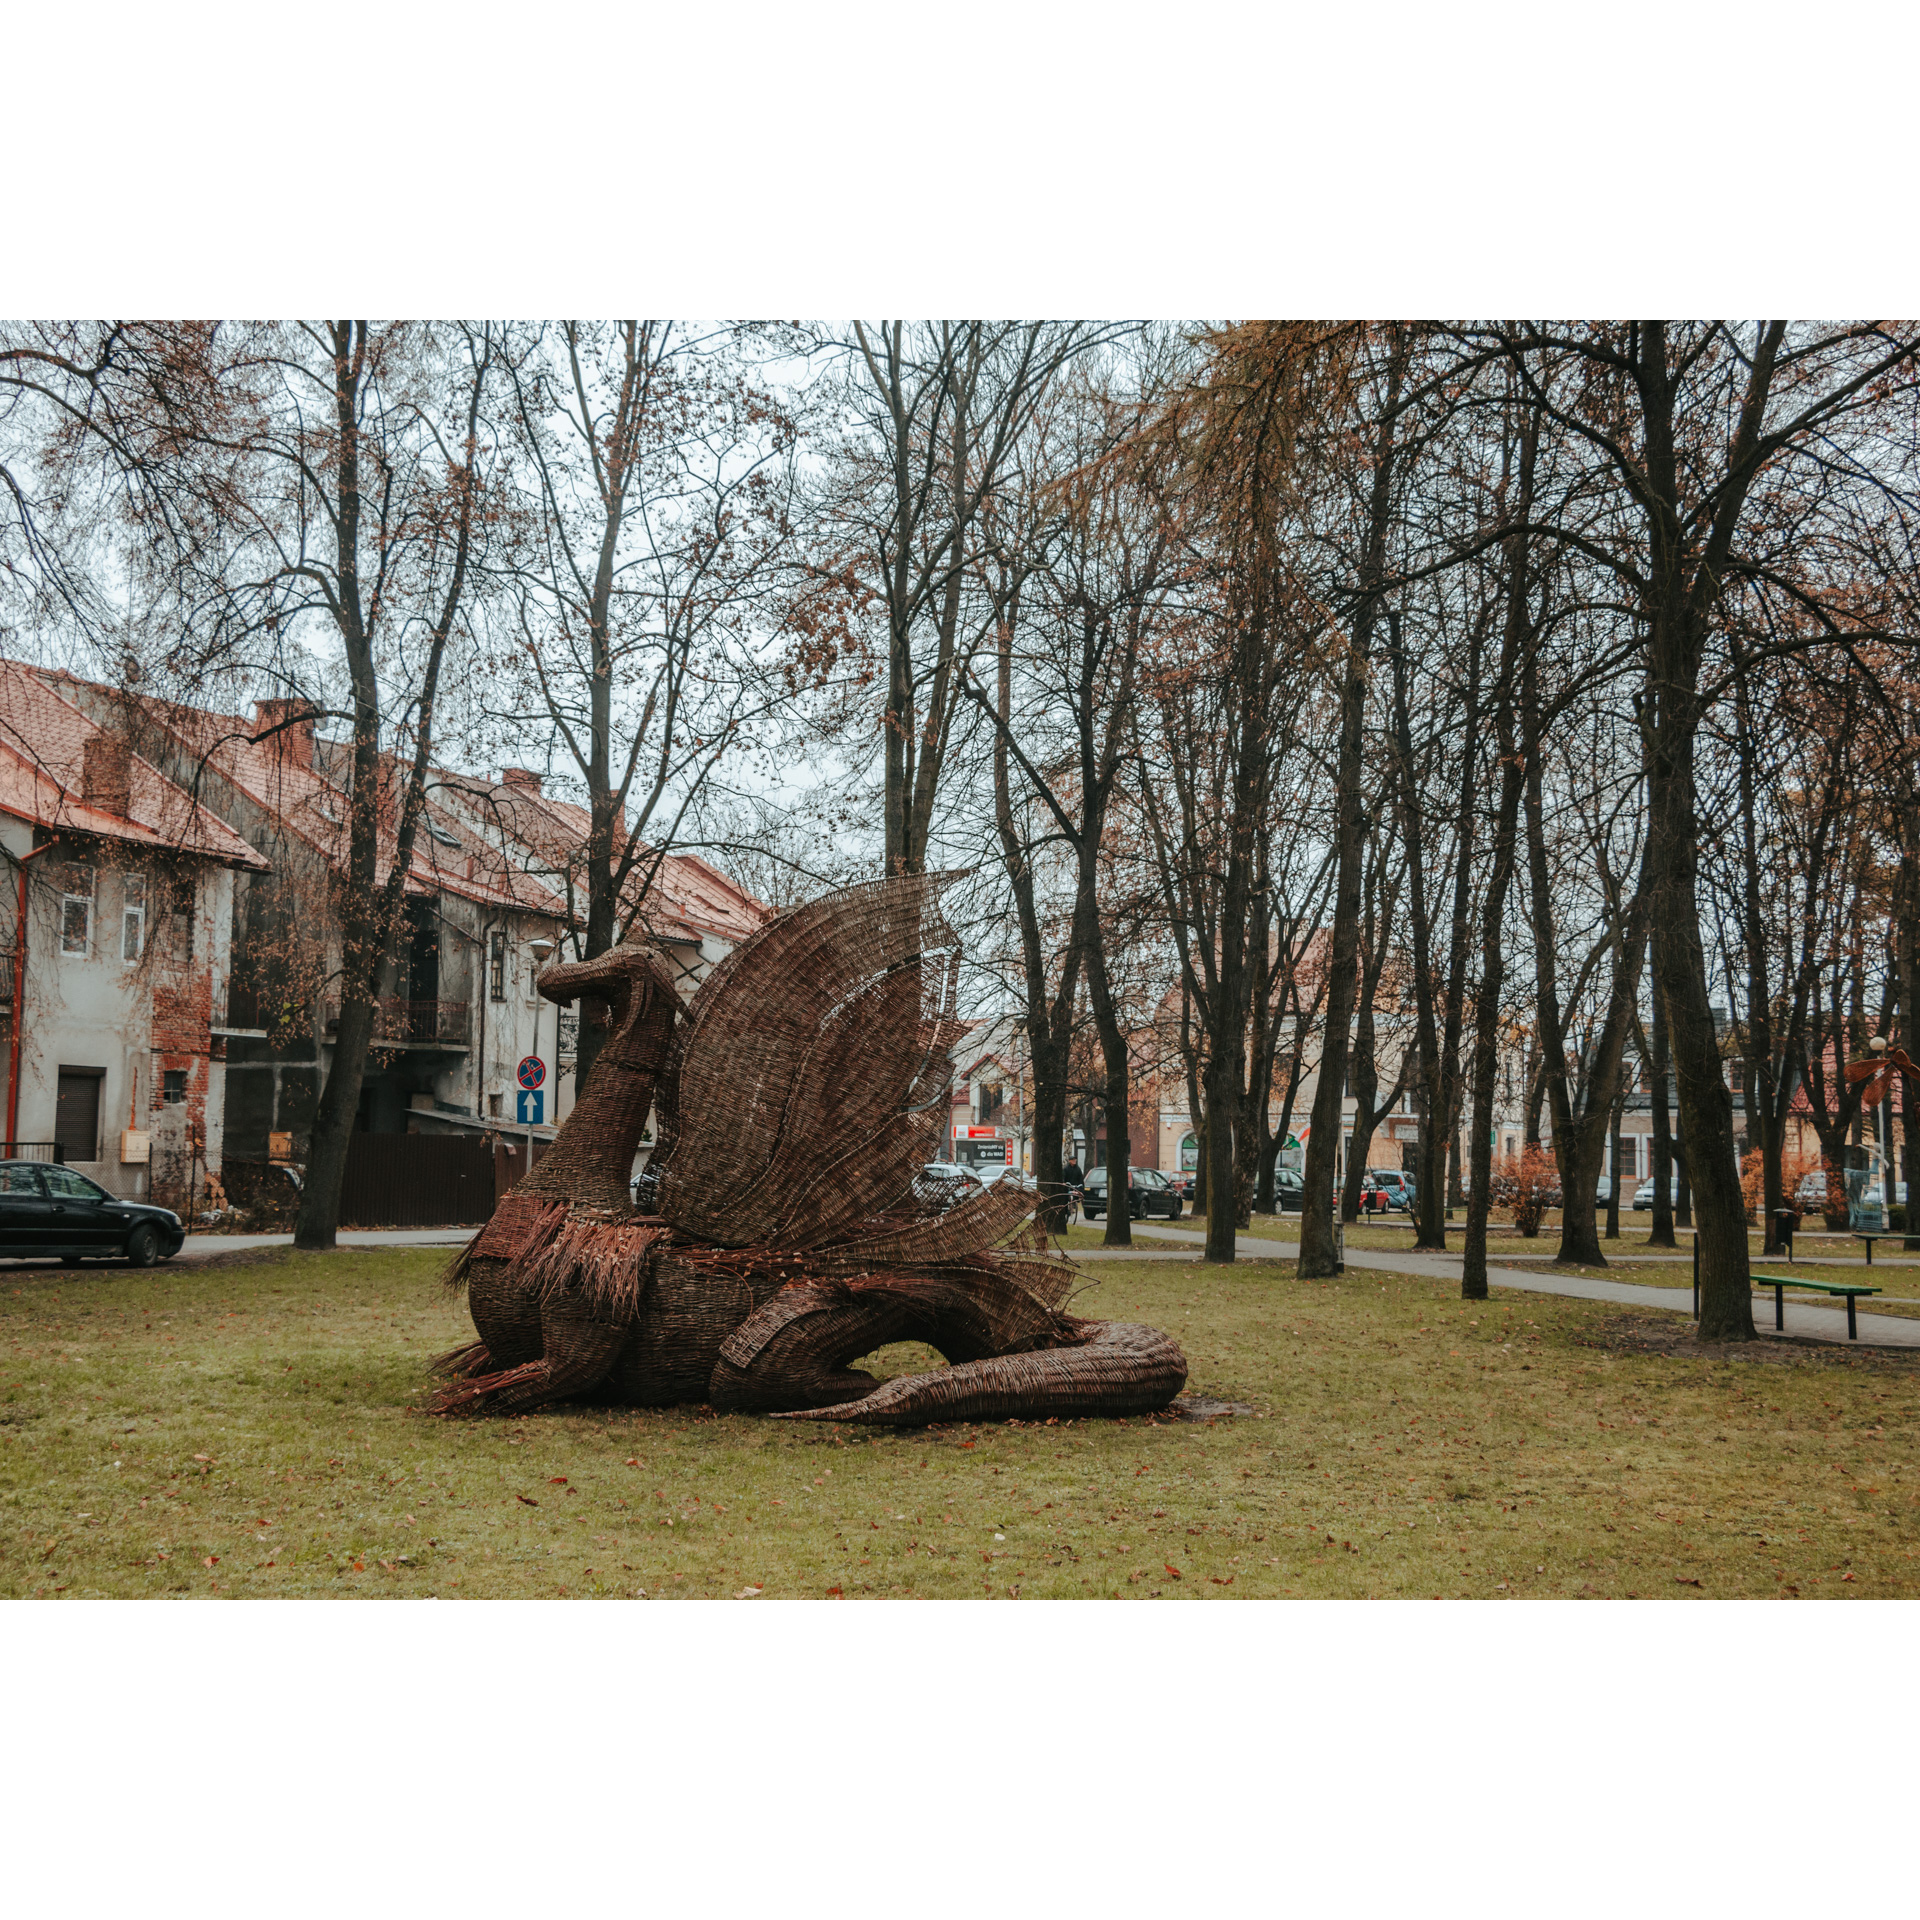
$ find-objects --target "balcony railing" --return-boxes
[325,997,470,1046]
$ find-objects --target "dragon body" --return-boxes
[433,875,1186,1425]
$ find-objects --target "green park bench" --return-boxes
[1751,1271,1880,1341]
[1851,1231,1920,1264]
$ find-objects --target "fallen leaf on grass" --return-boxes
[734,1586,764,1600]
[1675,1576,1702,1587]
[825,1585,844,1599]
[1164,1563,1183,1580]
[1211,1575,1234,1586]
[202,1555,218,1567]
[516,1494,539,1506]
[549,1477,567,1486]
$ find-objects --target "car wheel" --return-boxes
[125,1224,159,1268]
[1168,1198,1181,1219]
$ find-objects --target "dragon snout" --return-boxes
[535,944,682,1023]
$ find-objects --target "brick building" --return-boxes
[0,661,269,1208]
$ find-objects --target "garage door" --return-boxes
[54,1068,103,1163]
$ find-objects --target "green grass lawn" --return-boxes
[5,1245,1917,1599]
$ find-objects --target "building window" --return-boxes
[167,878,194,964]
[162,1069,188,1104]
[58,865,94,956]
[487,1091,503,1118]
[488,930,506,1001]
[121,873,147,963]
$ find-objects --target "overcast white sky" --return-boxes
[12,1,1919,317]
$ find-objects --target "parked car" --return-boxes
[1174,1172,1198,1202]
[923,1159,981,1177]
[1595,1174,1612,1205]
[1273,1168,1305,1213]
[0,1160,185,1266]
[1632,1178,1683,1211]
[1081,1165,1183,1221]
[972,1164,1030,1191]
[1361,1170,1417,1213]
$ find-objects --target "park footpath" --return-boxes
[164,1223,1920,1349]
[1078,1222,1920,1351]
[175,1228,473,1260]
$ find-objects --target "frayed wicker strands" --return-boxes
[511,1213,664,1323]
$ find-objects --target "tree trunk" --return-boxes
[1605,1092,1624,1241]
[1299,334,1405,1279]
[1646,691,1750,1338]
[1465,413,1537,1300]
[1202,1054,1238,1261]
[1464,752,1526,1298]
[1520,648,1648,1270]
[1647,969,1677,1247]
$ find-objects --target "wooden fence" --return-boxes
[338,1133,497,1228]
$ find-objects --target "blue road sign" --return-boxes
[517,1054,546,1091]
[516,1089,544,1126]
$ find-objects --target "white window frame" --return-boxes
[167,877,194,965]
[121,873,147,964]
[59,865,95,957]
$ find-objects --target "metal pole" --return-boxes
[7,844,50,1149]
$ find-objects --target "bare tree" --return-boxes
[825,322,1119,875]
[490,320,800,1081]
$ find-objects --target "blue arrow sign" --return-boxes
[516,1089,544,1126]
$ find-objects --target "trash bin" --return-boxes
[1771,1207,1797,1260]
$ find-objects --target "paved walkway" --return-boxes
[1081,1222,1920,1350]
[176,1227,473,1260]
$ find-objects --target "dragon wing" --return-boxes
[652,872,969,1248]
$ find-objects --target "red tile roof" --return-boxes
[0,662,269,871]
[42,673,566,917]
[436,773,766,945]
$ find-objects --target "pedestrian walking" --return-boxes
[1063,1158,1084,1223]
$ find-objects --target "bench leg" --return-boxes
[1848,1294,1857,1340]
[1866,1239,1874,1264]
[1775,1283,1784,1332]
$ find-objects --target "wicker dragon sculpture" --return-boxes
[432,873,1187,1426]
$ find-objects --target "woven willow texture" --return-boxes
[432,875,1186,1425]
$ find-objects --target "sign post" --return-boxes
[517,1054,546,1138]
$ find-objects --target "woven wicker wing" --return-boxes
[812,1180,1037,1267]
[654,874,966,1246]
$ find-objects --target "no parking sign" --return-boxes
[516,1054,546,1125]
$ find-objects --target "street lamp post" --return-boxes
[528,937,553,1165]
